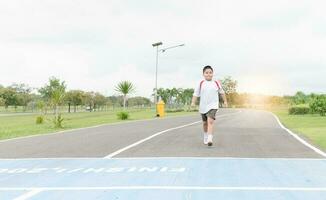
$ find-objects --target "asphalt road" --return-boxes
[0,109,323,158]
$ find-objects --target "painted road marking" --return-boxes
[104,121,201,158]
[0,157,325,161]
[269,112,326,158]
[0,157,324,199]
[104,111,242,158]
[0,158,325,187]
[13,189,43,200]
[3,186,326,191]
[0,166,186,174]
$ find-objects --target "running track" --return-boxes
[0,109,325,199]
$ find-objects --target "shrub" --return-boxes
[53,114,64,128]
[166,109,184,113]
[310,95,326,116]
[187,108,198,112]
[36,116,44,124]
[117,111,129,120]
[288,106,310,115]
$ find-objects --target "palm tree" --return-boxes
[157,88,169,104]
[115,81,135,109]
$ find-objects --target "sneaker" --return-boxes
[203,133,208,145]
[207,134,213,146]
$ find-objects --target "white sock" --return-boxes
[207,134,213,141]
[204,132,208,138]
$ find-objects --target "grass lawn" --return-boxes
[272,109,326,151]
[0,108,197,140]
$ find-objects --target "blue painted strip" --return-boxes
[32,190,326,200]
[0,158,325,188]
[0,191,28,200]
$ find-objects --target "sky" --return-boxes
[0,0,325,99]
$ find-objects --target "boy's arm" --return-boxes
[191,96,197,107]
[221,93,228,107]
[217,80,228,107]
[191,82,200,107]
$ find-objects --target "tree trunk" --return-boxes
[123,95,126,110]
[55,105,59,118]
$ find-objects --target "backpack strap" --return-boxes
[215,80,222,90]
[199,80,221,93]
[199,80,205,92]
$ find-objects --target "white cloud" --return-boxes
[0,0,325,96]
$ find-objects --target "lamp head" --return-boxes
[152,42,163,47]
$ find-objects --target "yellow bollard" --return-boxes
[156,100,165,117]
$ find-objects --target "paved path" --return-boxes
[0,109,325,199]
[0,109,323,158]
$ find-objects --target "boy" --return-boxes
[191,66,228,146]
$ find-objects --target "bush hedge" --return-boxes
[309,95,326,116]
[288,106,310,115]
[36,116,44,124]
[117,111,129,120]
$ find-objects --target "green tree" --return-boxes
[156,88,169,104]
[221,76,237,94]
[0,87,19,109]
[128,96,151,107]
[115,81,135,109]
[39,77,66,127]
[267,96,289,106]
[175,88,184,105]
[182,88,194,105]
[36,100,46,114]
[170,88,178,105]
[292,91,307,105]
[221,76,238,105]
[83,91,95,112]
[0,97,5,106]
[107,96,122,108]
[65,90,84,112]
[10,83,32,111]
[310,95,326,116]
[175,88,193,106]
[93,92,107,111]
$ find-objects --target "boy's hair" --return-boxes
[203,65,213,73]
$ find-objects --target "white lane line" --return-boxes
[0,157,325,161]
[13,189,43,200]
[103,121,201,158]
[3,186,326,191]
[103,157,326,160]
[270,112,326,158]
[103,111,242,159]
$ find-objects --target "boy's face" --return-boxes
[203,69,213,81]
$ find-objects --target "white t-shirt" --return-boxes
[193,79,225,114]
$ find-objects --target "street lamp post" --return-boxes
[152,42,185,116]
[152,42,163,113]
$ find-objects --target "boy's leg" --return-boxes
[203,121,208,132]
[207,117,214,146]
[201,114,208,144]
[201,113,208,132]
[206,109,217,134]
[206,109,218,146]
[207,117,214,135]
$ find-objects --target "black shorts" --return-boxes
[201,109,218,121]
